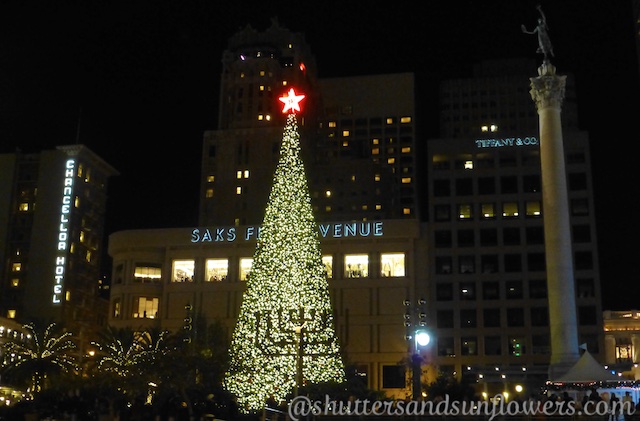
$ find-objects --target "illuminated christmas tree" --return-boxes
[224,88,345,412]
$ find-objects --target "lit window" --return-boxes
[7,310,16,319]
[386,118,394,124]
[11,279,19,287]
[502,202,519,218]
[372,148,380,155]
[464,160,474,170]
[526,201,542,217]
[134,264,162,282]
[113,300,121,318]
[258,114,264,120]
[342,130,350,137]
[458,204,473,219]
[372,138,380,145]
[402,177,412,184]
[79,231,85,243]
[19,203,29,211]
[381,253,405,277]
[491,124,498,132]
[361,205,368,210]
[325,190,332,197]
[329,121,337,128]
[206,189,214,198]
[322,256,333,278]
[206,259,228,281]
[240,258,253,281]
[374,174,381,182]
[481,125,489,132]
[207,175,215,183]
[403,208,411,215]
[282,80,288,86]
[236,171,242,179]
[66,290,71,301]
[85,250,92,263]
[236,187,242,195]
[265,114,271,121]
[244,170,250,178]
[375,204,382,210]
[259,70,265,76]
[481,203,496,218]
[351,175,356,181]
[325,206,332,212]
[387,158,396,164]
[342,140,349,147]
[259,85,265,91]
[400,116,411,123]
[345,254,369,278]
[11,263,21,272]
[401,147,411,153]
[172,260,195,282]
[133,297,159,319]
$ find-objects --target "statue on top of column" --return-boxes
[521,4,554,61]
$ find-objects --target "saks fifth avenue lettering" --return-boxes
[191,221,384,243]
[53,159,75,304]
[475,137,538,148]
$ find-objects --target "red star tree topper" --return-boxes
[279,87,305,113]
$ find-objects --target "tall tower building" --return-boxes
[199,21,419,226]
[427,58,602,389]
[0,145,118,350]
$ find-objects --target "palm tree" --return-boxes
[1,321,77,394]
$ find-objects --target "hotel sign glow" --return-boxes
[53,158,75,304]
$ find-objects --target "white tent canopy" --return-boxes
[555,350,620,383]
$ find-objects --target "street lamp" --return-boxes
[404,298,431,400]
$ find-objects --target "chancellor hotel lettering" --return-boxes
[52,158,75,304]
[191,221,384,243]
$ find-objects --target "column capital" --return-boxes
[529,63,567,111]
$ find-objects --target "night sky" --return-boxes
[1,1,638,310]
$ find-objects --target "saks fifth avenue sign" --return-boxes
[53,158,75,304]
[191,221,384,243]
[475,136,538,148]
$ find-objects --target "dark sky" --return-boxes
[1,1,638,310]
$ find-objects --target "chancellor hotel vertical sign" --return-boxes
[53,158,76,304]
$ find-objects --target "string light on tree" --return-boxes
[224,88,345,412]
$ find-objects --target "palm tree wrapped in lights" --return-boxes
[1,322,77,394]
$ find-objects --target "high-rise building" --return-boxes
[0,145,118,352]
[427,58,602,387]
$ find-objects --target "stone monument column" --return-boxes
[529,61,580,380]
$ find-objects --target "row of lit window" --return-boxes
[327,116,412,128]
[126,253,406,285]
[434,201,541,220]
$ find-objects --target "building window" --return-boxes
[240,258,253,281]
[576,278,595,297]
[572,225,592,243]
[506,280,523,299]
[500,176,518,194]
[480,229,498,246]
[529,280,547,298]
[461,337,478,356]
[172,260,195,282]
[455,178,473,195]
[113,300,121,318]
[532,334,550,354]
[437,310,454,328]
[434,231,452,248]
[481,203,496,219]
[457,230,475,247]
[380,253,405,277]
[482,281,500,300]
[134,264,162,283]
[509,336,526,356]
[206,259,228,282]
[504,254,522,272]
[434,205,451,221]
[460,309,477,328]
[436,283,453,301]
[459,256,475,274]
[503,227,521,245]
[321,256,333,278]
[523,175,541,193]
[459,282,476,300]
[578,306,598,325]
[433,180,450,197]
[381,365,405,389]
[438,337,455,357]
[435,256,452,274]
[527,253,546,272]
[502,202,519,218]
[615,338,633,363]
[525,201,541,217]
[457,204,473,219]
[484,336,502,356]
[11,263,21,272]
[483,309,501,327]
[7,310,16,319]
[478,177,495,194]
[133,297,159,319]
[507,308,525,326]
[345,254,368,278]
[571,198,590,216]
[480,255,498,273]
[525,226,544,244]
[530,307,549,326]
